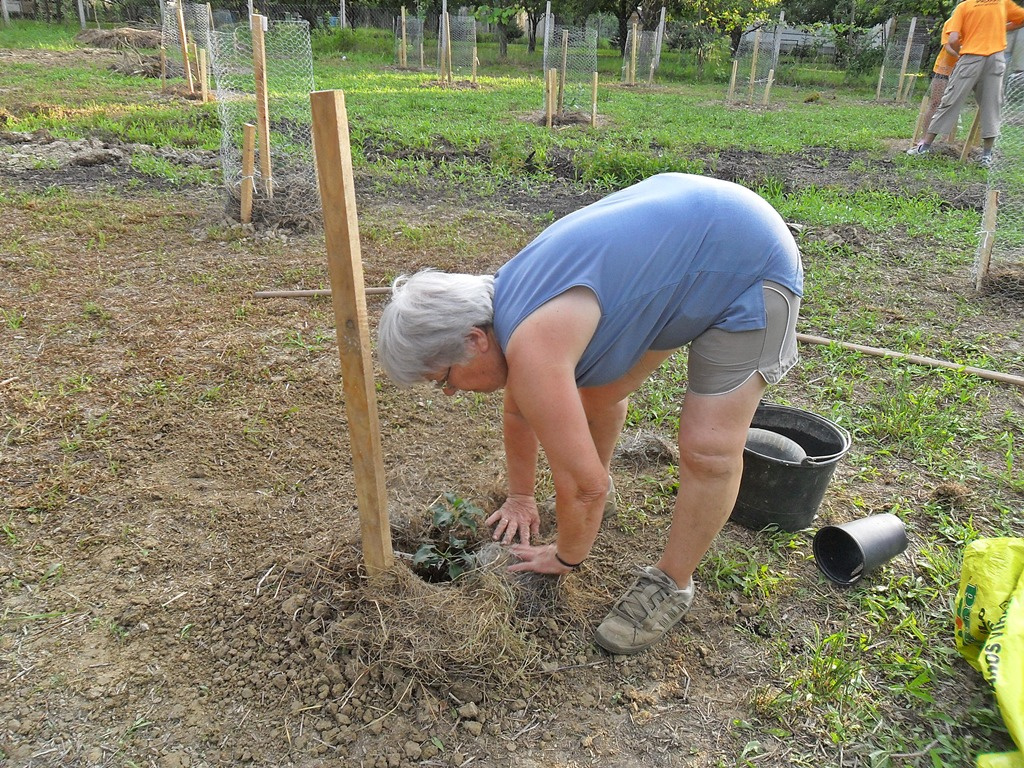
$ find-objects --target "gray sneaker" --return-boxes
[906,143,931,156]
[980,153,993,169]
[594,566,694,655]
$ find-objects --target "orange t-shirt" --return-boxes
[933,18,959,75]
[949,0,1024,56]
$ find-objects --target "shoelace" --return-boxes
[611,568,673,624]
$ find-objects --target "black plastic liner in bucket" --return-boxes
[730,403,851,532]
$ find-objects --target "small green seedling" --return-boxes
[412,492,486,582]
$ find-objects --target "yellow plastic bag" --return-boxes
[955,538,1024,672]
[954,537,1024,768]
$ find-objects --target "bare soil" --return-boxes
[2,48,1022,768]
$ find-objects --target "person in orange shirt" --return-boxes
[917,18,960,141]
[908,0,1024,166]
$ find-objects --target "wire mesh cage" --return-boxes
[161,1,213,82]
[395,14,427,70]
[877,16,932,104]
[730,21,780,105]
[209,18,319,226]
[620,25,660,86]
[437,13,476,79]
[977,71,1024,295]
[541,23,597,113]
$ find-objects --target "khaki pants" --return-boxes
[927,52,1007,140]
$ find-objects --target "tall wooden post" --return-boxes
[590,70,598,127]
[176,1,195,93]
[727,58,738,101]
[399,6,408,68]
[1,0,10,26]
[198,47,209,103]
[252,14,273,198]
[629,22,638,85]
[961,110,982,161]
[558,28,568,113]
[761,68,774,106]
[876,65,885,100]
[445,13,453,85]
[309,90,394,579]
[747,27,761,104]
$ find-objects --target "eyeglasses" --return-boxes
[433,366,452,390]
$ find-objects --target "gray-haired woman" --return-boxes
[377,173,803,655]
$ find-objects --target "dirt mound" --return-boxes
[75,27,162,50]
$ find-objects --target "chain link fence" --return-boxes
[208,18,318,226]
[394,13,427,70]
[437,13,476,79]
[979,70,1024,295]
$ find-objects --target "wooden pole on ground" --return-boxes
[761,68,774,106]
[471,45,477,84]
[176,1,195,93]
[558,28,568,113]
[400,6,408,67]
[975,189,999,291]
[160,46,167,91]
[747,27,761,104]
[252,14,274,198]
[240,123,256,224]
[206,1,213,29]
[590,70,598,126]
[727,58,738,102]
[796,332,1024,388]
[309,89,395,579]
[896,17,917,103]
[875,64,885,100]
[648,57,655,84]
[629,22,638,85]
[198,47,209,103]
[961,110,982,161]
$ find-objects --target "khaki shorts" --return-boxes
[687,281,801,396]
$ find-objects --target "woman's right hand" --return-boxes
[486,494,541,546]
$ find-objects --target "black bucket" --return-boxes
[730,403,851,532]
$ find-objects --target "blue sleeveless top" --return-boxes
[492,173,803,387]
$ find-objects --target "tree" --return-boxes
[475,3,524,59]
[677,0,783,55]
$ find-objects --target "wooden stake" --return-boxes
[240,123,256,224]
[913,92,929,144]
[875,64,885,100]
[747,27,761,104]
[309,89,395,578]
[558,29,568,113]
[796,332,1024,388]
[198,47,209,103]
[444,12,453,85]
[175,1,195,93]
[252,14,273,198]
[629,22,638,85]
[160,46,167,91]
[961,110,982,161]
[546,68,555,128]
[761,68,774,106]
[590,70,598,127]
[400,6,407,68]
[471,45,477,83]
[648,57,655,84]
[206,1,214,30]
[727,58,738,102]
[976,189,999,291]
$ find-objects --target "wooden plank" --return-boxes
[727,58,738,102]
[761,68,774,106]
[590,70,598,127]
[252,14,274,198]
[309,89,395,578]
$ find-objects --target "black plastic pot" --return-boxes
[812,513,909,585]
[729,403,851,532]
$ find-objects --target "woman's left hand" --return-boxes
[507,543,574,575]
